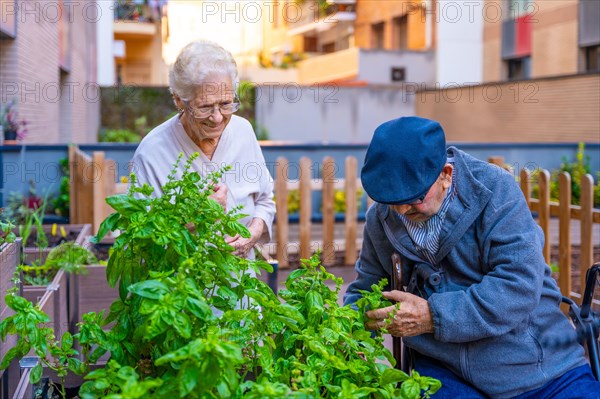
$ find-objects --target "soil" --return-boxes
[24,227,80,248]
[550,245,600,303]
[90,242,112,262]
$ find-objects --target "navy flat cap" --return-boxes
[361,116,447,205]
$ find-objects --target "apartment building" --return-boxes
[417,0,600,143]
[111,0,169,85]
[484,0,599,81]
[0,0,100,143]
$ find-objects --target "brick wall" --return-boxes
[0,0,99,144]
[416,73,600,143]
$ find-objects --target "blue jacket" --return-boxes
[344,147,587,398]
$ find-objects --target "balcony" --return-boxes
[296,47,435,85]
[113,0,160,38]
[113,21,156,38]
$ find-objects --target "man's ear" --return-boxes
[441,163,453,188]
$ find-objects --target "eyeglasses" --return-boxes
[406,195,426,206]
[184,95,240,119]
[402,174,446,206]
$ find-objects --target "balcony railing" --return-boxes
[113,0,162,23]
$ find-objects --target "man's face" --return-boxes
[389,164,453,223]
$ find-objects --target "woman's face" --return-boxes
[177,74,235,142]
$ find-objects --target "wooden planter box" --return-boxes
[1,239,22,398]
[21,224,92,265]
[22,270,69,340]
[13,361,104,399]
[68,264,119,334]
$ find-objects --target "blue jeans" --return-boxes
[414,355,600,398]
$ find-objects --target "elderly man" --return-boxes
[344,117,599,398]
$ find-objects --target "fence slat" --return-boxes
[299,157,312,260]
[580,174,594,293]
[275,157,289,268]
[558,172,571,297]
[538,170,551,263]
[527,200,600,223]
[520,169,531,209]
[345,156,358,265]
[92,152,106,235]
[322,157,335,266]
[70,147,94,226]
[488,156,504,167]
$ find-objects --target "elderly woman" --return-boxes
[130,40,275,259]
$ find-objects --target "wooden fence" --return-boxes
[269,156,372,268]
[520,168,599,300]
[68,146,128,234]
[269,156,599,298]
[67,149,599,299]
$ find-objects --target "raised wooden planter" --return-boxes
[21,270,70,340]
[68,264,119,334]
[13,361,105,399]
[21,224,92,265]
[0,239,22,398]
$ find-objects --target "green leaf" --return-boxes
[106,194,147,216]
[380,368,410,386]
[420,376,442,395]
[172,312,192,339]
[0,346,20,369]
[93,212,120,242]
[185,297,212,320]
[178,361,200,396]
[30,362,43,384]
[400,379,421,399]
[274,303,305,326]
[128,280,169,299]
[61,331,73,351]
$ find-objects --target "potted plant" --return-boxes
[1,154,440,398]
[1,97,28,145]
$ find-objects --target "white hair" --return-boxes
[169,40,239,101]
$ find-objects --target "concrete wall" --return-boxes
[436,0,484,85]
[358,49,435,85]
[255,84,417,143]
[2,142,599,208]
[96,0,115,86]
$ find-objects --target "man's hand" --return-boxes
[209,184,228,210]
[365,290,434,337]
[226,218,265,258]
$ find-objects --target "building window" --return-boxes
[507,0,534,19]
[506,56,531,80]
[322,42,336,53]
[304,36,318,53]
[583,45,600,72]
[392,15,408,49]
[372,22,385,49]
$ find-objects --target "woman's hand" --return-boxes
[209,184,228,210]
[365,290,434,337]
[226,218,266,258]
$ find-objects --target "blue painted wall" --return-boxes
[2,142,599,207]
